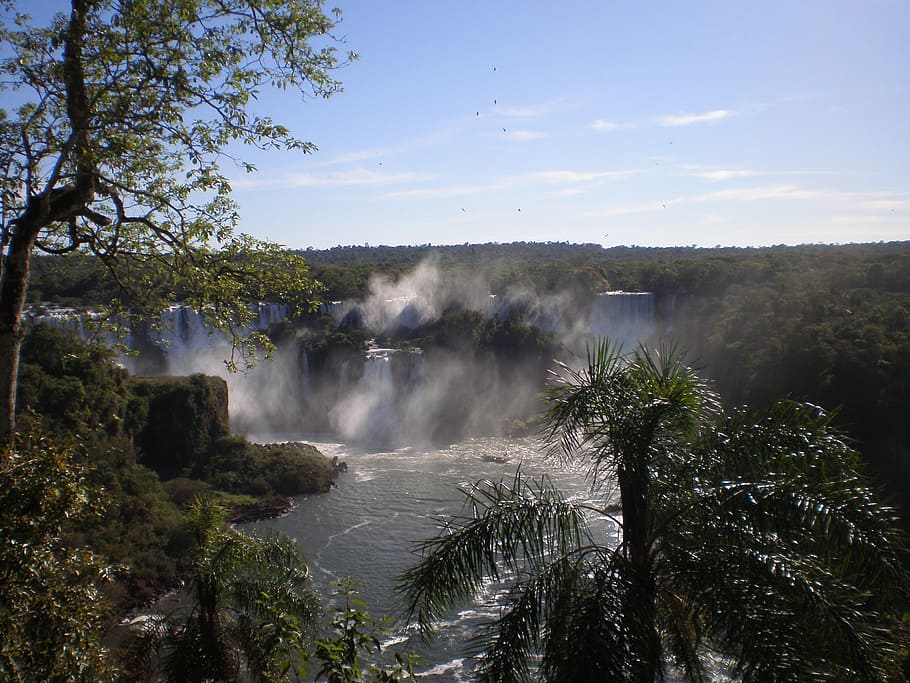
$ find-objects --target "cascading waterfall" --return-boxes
[26,289,667,679]
[300,348,311,393]
[24,290,658,443]
[329,347,426,445]
[589,291,656,351]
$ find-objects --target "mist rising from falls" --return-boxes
[27,260,662,447]
[329,347,424,444]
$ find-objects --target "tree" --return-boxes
[313,578,420,683]
[0,0,355,440]
[400,341,909,682]
[0,432,112,681]
[125,497,321,682]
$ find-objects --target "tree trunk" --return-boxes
[0,0,95,443]
[619,462,660,683]
[0,219,41,441]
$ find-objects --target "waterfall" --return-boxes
[330,347,422,444]
[590,291,656,351]
[320,301,348,327]
[329,346,427,445]
[338,359,350,394]
[300,348,311,393]
[25,290,661,444]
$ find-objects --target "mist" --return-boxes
[112,257,658,447]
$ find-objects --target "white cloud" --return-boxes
[587,202,666,218]
[828,214,908,224]
[382,181,508,200]
[586,185,910,221]
[860,198,910,211]
[658,109,734,127]
[381,167,642,200]
[680,165,839,182]
[592,119,619,131]
[685,185,832,203]
[522,169,643,184]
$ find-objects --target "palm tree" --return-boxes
[399,341,908,682]
[126,498,320,682]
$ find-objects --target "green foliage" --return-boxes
[205,436,335,497]
[314,579,420,683]
[0,433,112,681]
[123,497,321,682]
[17,323,133,437]
[400,341,910,682]
[16,326,189,603]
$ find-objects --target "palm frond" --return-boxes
[659,400,910,680]
[539,553,629,683]
[655,588,708,683]
[121,498,320,681]
[398,471,588,636]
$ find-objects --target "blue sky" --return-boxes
[229,1,910,249]
[23,1,910,250]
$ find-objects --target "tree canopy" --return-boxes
[0,433,112,681]
[0,0,354,437]
[124,497,320,682]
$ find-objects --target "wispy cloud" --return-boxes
[382,167,642,200]
[860,198,910,211]
[680,165,839,182]
[495,99,568,119]
[318,117,480,167]
[232,168,430,190]
[587,185,909,217]
[523,169,643,184]
[687,185,830,202]
[506,129,548,141]
[687,168,756,181]
[658,109,734,127]
[589,107,736,131]
[828,214,908,224]
[383,181,507,200]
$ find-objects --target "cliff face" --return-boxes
[130,374,230,479]
[128,373,338,497]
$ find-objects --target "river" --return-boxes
[244,434,607,682]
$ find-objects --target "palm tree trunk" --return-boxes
[619,463,660,683]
